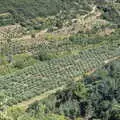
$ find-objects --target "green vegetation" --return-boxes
[97,2,120,25]
[0,40,119,105]
[0,0,92,27]
[0,53,38,75]
[26,59,120,120]
[0,0,120,120]
[1,59,119,120]
[0,13,14,26]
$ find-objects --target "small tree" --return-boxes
[0,91,8,111]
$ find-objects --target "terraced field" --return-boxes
[0,0,119,111]
[0,38,119,106]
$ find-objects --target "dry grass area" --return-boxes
[0,12,11,17]
[0,24,23,41]
[15,29,49,45]
[98,28,115,36]
[0,24,21,32]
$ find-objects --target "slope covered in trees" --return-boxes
[0,0,120,120]
[0,59,119,120]
[0,0,119,26]
[26,59,120,120]
[0,0,92,26]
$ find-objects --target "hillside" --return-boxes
[0,0,92,26]
[0,0,119,27]
[0,0,120,120]
[26,59,120,120]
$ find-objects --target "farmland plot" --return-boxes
[0,40,119,105]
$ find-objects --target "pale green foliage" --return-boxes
[7,106,25,120]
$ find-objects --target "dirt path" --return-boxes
[55,5,102,35]
[104,56,120,64]
[12,55,120,109]
[83,5,97,18]
[13,86,65,109]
